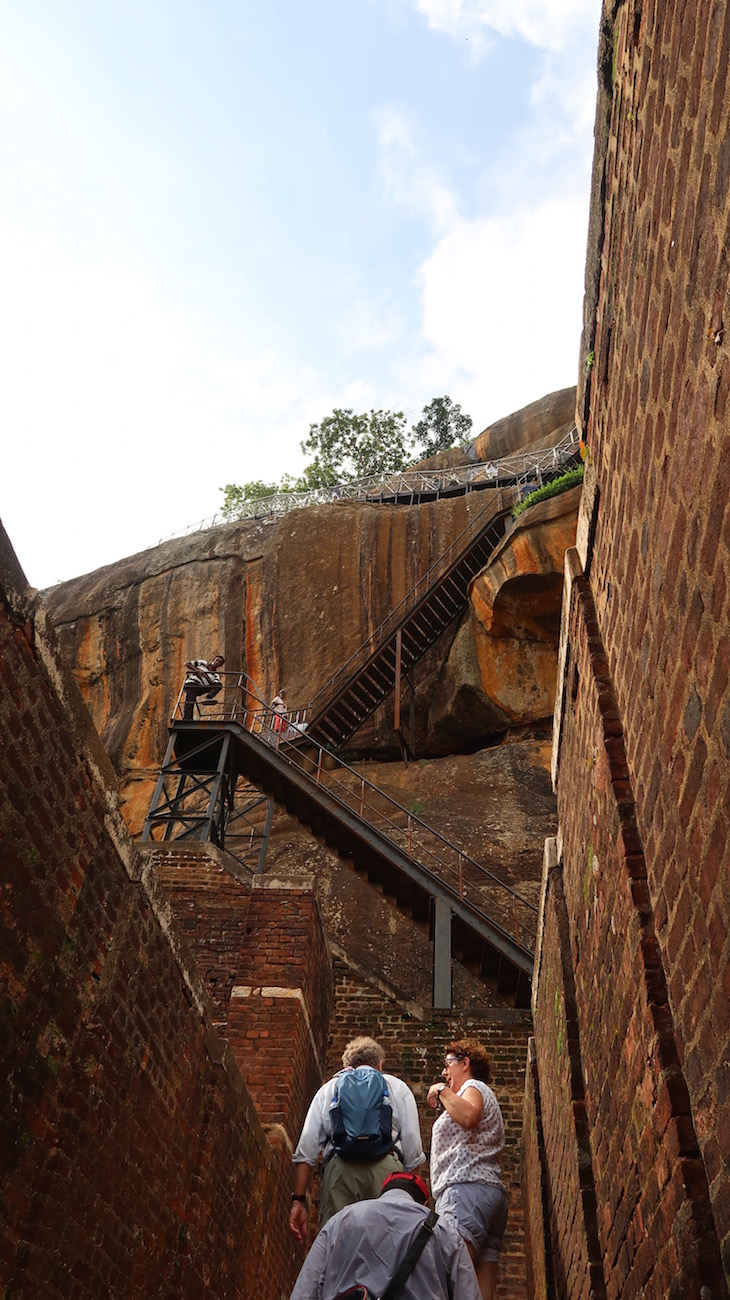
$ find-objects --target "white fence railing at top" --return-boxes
[157,427,579,545]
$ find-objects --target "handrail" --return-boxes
[172,671,311,733]
[305,430,580,724]
[172,673,538,957]
[157,428,578,544]
[305,489,514,722]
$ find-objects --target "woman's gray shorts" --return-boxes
[436,1182,509,1263]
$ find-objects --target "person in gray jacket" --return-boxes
[289,1172,481,1300]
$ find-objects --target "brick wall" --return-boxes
[522,1037,553,1300]
[154,849,333,1142]
[152,851,334,1289]
[582,1,730,1273]
[529,564,726,1298]
[0,531,309,1300]
[526,841,606,1300]
[324,959,532,1300]
[150,847,255,1026]
[524,0,730,1294]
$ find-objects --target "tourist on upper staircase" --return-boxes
[289,1035,425,1246]
[288,1171,480,1300]
[426,1039,508,1300]
[181,655,225,720]
[271,688,287,734]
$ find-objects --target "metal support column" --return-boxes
[164,771,190,840]
[256,799,275,874]
[433,896,453,1009]
[202,732,231,844]
[142,732,177,841]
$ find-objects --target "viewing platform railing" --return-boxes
[158,428,579,543]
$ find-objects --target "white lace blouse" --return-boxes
[430,1078,505,1200]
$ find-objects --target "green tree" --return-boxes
[299,408,411,486]
[219,475,301,520]
[219,400,464,518]
[411,396,473,459]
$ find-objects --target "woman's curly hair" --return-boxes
[445,1038,492,1083]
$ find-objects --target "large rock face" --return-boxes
[428,486,580,751]
[45,494,486,829]
[45,488,577,832]
[43,390,581,1003]
[472,386,576,460]
[45,398,580,836]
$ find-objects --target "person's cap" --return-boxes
[379,1171,429,1205]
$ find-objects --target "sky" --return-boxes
[0,0,600,589]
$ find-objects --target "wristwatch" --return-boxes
[291,1193,307,1204]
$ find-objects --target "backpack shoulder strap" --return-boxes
[378,1210,439,1300]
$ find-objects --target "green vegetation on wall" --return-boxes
[512,465,585,519]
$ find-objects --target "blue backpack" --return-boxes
[329,1067,394,1161]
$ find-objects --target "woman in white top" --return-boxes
[427,1039,508,1300]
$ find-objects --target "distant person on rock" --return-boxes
[288,1171,481,1300]
[427,1039,508,1300]
[289,1035,425,1245]
[271,689,287,734]
[182,655,225,720]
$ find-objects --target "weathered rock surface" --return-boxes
[471,386,576,461]
[44,391,580,840]
[45,495,487,829]
[428,486,581,751]
[41,388,581,1009]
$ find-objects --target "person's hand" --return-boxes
[427,1083,445,1109]
[289,1200,308,1244]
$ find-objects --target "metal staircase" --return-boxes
[305,489,516,752]
[142,445,581,1004]
[142,675,538,1007]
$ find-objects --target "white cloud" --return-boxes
[413,0,595,52]
[336,297,403,353]
[417,195,589,424]
[374,106,459,235]
[0,228,333,585]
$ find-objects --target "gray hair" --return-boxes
[342,1036,384,1070]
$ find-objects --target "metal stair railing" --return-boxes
[183,678,539,960]
[304,428,581,742]
[305,488,515,729]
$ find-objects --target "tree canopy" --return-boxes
[219,396,473,518]
[299,407,410,488]
[219,475,301,520]
[411,396,473,459]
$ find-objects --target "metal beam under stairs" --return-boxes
[142,714,538,1009]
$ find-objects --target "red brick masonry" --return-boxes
[0,534,309,1299]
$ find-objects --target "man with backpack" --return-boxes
[289,1172,481,1300]
[289,1036,425,1245]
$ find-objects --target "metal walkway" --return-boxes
[305,489,515,753]
[304,435,582,754]
[142,689,538,1007]
[158,427,578,541]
